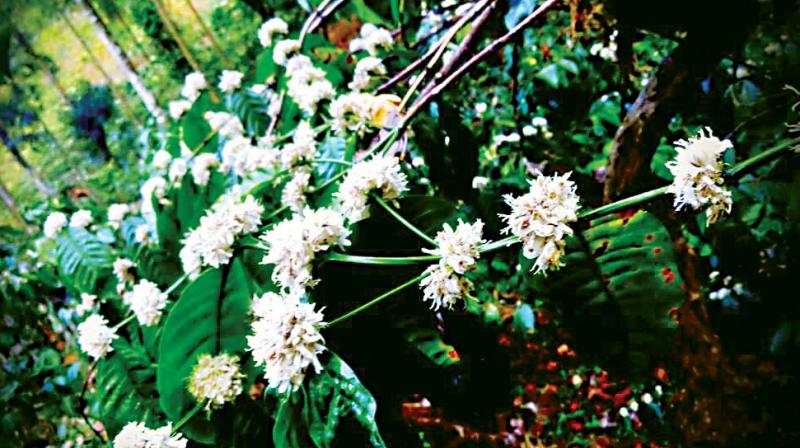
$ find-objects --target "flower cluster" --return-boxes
[258,17,288,47]
[247,291,326,393]
[280,120,317,169]
[218,70,244,94]
[349,24,393,55]
[501,172,580,274]
[261,207,350,294]
[273,39,300,66]
[334,154,408,222]
[420,220,485,310]
[141,176,168,215]
[329,92,388,136]
[204,111,244,139]
[349,57,386,91]
[281,167,312,212]
[191,153,220,186]
[219,135,275,177]
[285,55,334,115]
[77,314,118,360]
[188,353,244,410]
[69,210,93,228]
[124,279,168,326]
[666,128,733,225]
[43,211,67,238]
[180,195,264,276]
[113,258,135,283]
[107,203,130,229]
[180,72,207,102]
[113,422,187,448]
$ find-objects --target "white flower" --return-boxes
[188,353,244,410]
[666,127,733,225]
[247,291,326,393]
[168,158,189,185]
[285,55,334,115]
[135,224,153,245]
[273,39,301,66]
[75,293,97,316]
[258,17,288,47]
[282,167,312,212]
[349,57,386,91]
[169,99,192,120]
[191,153,219,186]
[420,263,473,311]
[69,210,93,229]
[125,279,168,326]
[501,172,580,274]
[204,111,244,139]
[349,23,393,55]
[107,203,130,229]
[141,177,168,215]
[181,72,207,101]
[472,176,489,190]
[218,70,244,93]
[113,258,135,283]
[220,135,274,177]
[152,149,173,170]
[424,220,485,274]
[329,92,377,136]
[43,212,67,238]
[113,422,187,448]
[77,314,118,360]
[261,207,350,294]
[334,154,408,222]
[590,41,617,61]
[475,102,488,114]
[280,121,317,168]
[180,195,264,274]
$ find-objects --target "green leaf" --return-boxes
[55,227,115,293]
[94,339,161,437]
[181,92,217,153]
[529,210,686,374]
[156,258,255,443]
[397,317,461,367]
[534,63,561,88]
[273,391,315,448]
[306,353,386,447]
[504,0,538,30]
[228,91,271,136]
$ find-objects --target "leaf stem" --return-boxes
[165,273,189,295]
[325,271,428,327]
[579,186,670,221]
[327,252,439,265]
[113,313,136,330]
[726,135,800,179]
[370,194,437,246]
[171,401,206,435]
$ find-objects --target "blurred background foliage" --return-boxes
[1,0,800,446]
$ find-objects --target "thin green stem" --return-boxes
[327,252,439,265]
[171,401,206,435]
[113,313,135,330]
[726,135,800,179]
[371,194,436,246]
[325,271,428,327]
[579,186,670,221]
[312,128,401,193]
[266,205,290,221]
[165,273,189,295]
[313,158,352,166]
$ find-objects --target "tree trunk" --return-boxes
[0,177,32,232]
[183,0,230,66]
[0,125,53,198]
[76,0,166,123]
[15,32,72,106]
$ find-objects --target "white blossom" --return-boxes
[334,154,408,222]
[666,127,733,225]
[258,17,288,47]
[280,121,317,168]
[113,422,187,448]
[77,314,118,360]
[141,177,168,215]
[329,92,375,136]
[125,279,168,326]
[285,55,334,115]
[69,210,93,229]
[500,172,580,274]
[218,70,244,93]
[191,153,219,186]
[188,353,244,410]
[204,111,244,138]
[349,57,386,91]
[261,207,350,294]
[180,195,264,274]
[152,149,173,170]
[107,203,130,229]
[114,258,135,283]
[220,136,258,177]
[420,263,473,311]
[169,99,192,120]
[43,212,67,238]
[135,224,153,246]
[281,167,312,212]
[273,39,301,66]
[168,158,189,185]
[472,176,489,190]
[75,293,97,316]
[349,23,393,55]
[181,72,207,102]
[247,291,326,393]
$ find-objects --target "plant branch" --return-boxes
[325,271,428,327]
[327,253,439,265]
[171,401,206,434]
[370,193,436,246]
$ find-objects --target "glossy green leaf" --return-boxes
[55,227,115,293]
